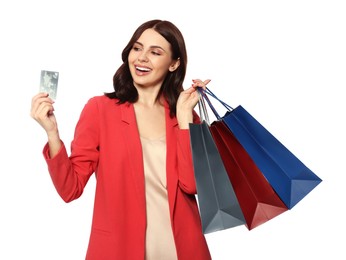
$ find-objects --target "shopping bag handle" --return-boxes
[197,88,210,125]
[205,87,234,111]
[199,87,234,121]
[199,90,221,120]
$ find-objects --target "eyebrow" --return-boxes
[134,41,167,53]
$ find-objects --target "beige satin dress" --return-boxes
[140,135,178,260]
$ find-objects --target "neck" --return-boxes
[135,85,162,107]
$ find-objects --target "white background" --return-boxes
[1,0,345,259]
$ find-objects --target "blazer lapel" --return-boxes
[164,104,179,221]
[120,101,180,222]
[120,103,146,212]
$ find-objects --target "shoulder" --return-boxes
[78,95,123,118]
[87,94,116,105]
[84,95,122,110]
[81,95,130,122]
[81,95,126,123]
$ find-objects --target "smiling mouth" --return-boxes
[135,66,151,72]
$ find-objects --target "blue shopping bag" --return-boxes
[203,88,322,209]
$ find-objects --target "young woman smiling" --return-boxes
[31,19,211,260]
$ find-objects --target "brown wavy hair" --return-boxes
[105,19,187,117]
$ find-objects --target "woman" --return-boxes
[31,19,212,260]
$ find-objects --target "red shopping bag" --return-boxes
[209,120,288,230]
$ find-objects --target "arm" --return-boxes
[176,79,210,193]
[32,94,100,202]
[31,93,62,157]
[176,111,201,194]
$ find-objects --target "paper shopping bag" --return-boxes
[203,88,322,209]
[189,119,245,234]
[209,120,288,230]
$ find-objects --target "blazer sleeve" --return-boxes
[43,97,100,202]
[176,110,201,194]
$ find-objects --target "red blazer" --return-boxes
[43,95,211,260]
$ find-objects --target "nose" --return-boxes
[138,51,148,62]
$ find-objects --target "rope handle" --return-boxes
[204,87,234,111]
[197,87,234,121]
[197,88,210,125]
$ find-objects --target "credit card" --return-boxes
[39,70,59,100]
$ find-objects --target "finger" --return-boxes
[32,92,54,106]
[199,79,211,90]
[31,93,54,117]
[31,92,48,104]
[192,79,211,84]
[203,79,211,85]
[184,86,198,94]
[191,79,211,90]
[32,101,54,121]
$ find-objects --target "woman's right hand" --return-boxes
[30,93,58,137]
[31,93,62,158]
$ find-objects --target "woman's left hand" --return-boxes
[176,79,211,129]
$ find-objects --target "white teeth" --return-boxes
[136,66,151,72]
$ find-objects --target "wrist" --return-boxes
[47,130,60,142]
[177,112,193,129]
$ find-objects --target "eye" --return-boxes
[132,45,142,51]
[151,51,161,56]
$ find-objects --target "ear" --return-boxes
[169,58,180,72]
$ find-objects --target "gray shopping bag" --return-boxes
[189,101,245,233]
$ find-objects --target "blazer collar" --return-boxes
[120,100,178,128]
[120,102,135,125]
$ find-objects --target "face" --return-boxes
[128,28,180,89]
